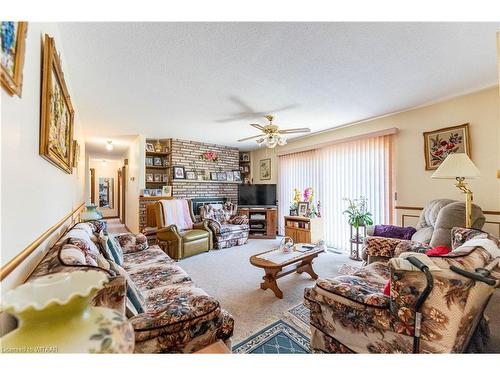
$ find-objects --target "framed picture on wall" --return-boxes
[186,171,196,180]
[39,34,74,174]
[161,185,172,197]
[0,22,28,97]
[423,123,471,170]
[217,172,226,181]
[233,170,242,182]
[210,172,218,181]
[226,172,234,182]
[173,166,185,179]
[260,158,271,180]
[146,143,154,152]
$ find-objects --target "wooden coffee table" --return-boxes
[249,244,324,299]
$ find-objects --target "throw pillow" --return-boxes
[107,234,124,265]
[108,261,145,314]
[425,245,451,256]
[450,227,488,250]
[373,224,417,240]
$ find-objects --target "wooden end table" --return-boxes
[249,244,324,299]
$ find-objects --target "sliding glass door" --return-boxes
[278,135,393,251]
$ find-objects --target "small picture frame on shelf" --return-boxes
[173,166,185,179]
[142,189,151,197]
[210,172,218,181]
[233,170,242,182]
[289,209,298,216]
[163,158,169,167]
[162,174,168,182]
[298,202,309,217]
[154,173,162,182]
[150,189,157,197]
[155,189,163,196]
[153,157,162,166]
[243,165,250,173]
[240,153,250,162]
[145,157,153,166]
[161,185,172,197]
[226,172,234,182]
[146,173,154,182]
[146,143,155,152]
[186,171,196,180]
[217,172,227,181]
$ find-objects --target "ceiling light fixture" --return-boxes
[106,140,114,151]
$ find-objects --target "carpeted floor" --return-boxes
[178,238,358,344]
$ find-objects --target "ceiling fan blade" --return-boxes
[250,123,265,130]
[237,134,263,142]
[279,128,311,134]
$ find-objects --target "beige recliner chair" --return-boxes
[363,199,485,263]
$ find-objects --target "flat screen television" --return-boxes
[238,184,277,207]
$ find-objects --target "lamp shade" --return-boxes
[431,153,480,179]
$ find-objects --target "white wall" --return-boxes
[125,135,145,233]
[1,23,86,293]
[89,160,122,218]
[251,87,500,212]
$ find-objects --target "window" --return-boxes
[278,135,393,250]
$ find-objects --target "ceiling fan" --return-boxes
[237,115,311,148]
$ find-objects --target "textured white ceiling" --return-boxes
[57,22,499,151]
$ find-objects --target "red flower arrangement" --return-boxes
[200,151,219,162]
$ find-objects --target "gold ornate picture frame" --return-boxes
[0,22,28,97]
[40,34,74,174]
[423,123,471,170]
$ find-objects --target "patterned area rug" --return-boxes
[285,303,310,333]
[232,320,310,354]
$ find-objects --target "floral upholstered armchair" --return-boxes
[305,228,500,353]
[363,199,485,263]
[198,202,250,249]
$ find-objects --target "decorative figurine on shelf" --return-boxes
[343,196,373,260]
[280,236,294,253]
[154,139,162,152]
[0,271,134,353]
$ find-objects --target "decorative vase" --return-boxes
[80,204,103,222]
[0,271,134,353]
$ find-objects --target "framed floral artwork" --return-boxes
[423,123,471,170]
[260,158,271,180]
[1,22,27,97]
[39,34,74,174]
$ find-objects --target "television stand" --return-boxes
[238,207,277,239]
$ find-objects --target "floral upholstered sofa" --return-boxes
[28,220,234,353]
[304,228,500,353]
[198,202,249,249]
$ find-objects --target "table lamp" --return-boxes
[431,153,480,228]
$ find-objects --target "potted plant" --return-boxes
[343,197,373,231]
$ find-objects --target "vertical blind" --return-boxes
[278,135,392,251]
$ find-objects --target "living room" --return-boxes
[1,1,500,373]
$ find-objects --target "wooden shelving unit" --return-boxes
[239,207,277,239]
[284,216,323,244]
[239,152,251,184]
[145,138,172,193]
